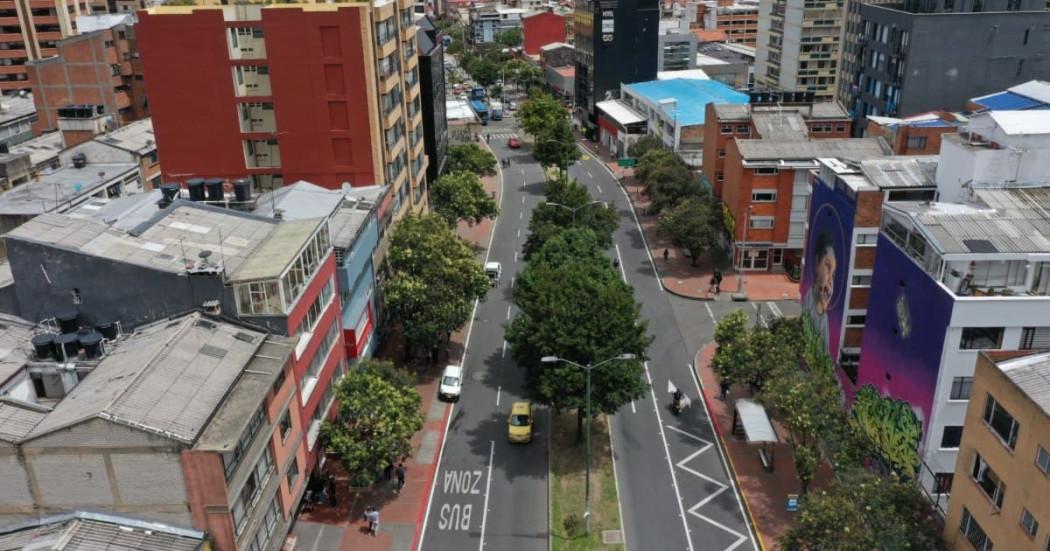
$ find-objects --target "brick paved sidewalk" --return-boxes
[694,344,833,550]
[577,139,800,303]
[292,147,503,551]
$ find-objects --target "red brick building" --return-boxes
[27,18,149,135]
[522,9,566,56]
[137,1,427,215]
[864,111,960,155]
[0,0,92,91]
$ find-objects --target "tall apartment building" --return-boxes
[835,0,893,110]
[416,15,446,183]
[573,0,659,136]
[753,0,842,101]
[0,0,92,91]
[943,351,1050,551]
[0,312,304,551]
[27,14,149,135]
[469,5,525,44]
[657,20,699,72]
[702,0,759,46]
[839,0,1050,130]
[137,0,428,218]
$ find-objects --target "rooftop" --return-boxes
[0,160,138,216]
[0,511,206,551]
[986,110,1050,136]
[0,93,35,125]
[10,131,63,168]
[624,78,749,126]
[970,80,1050,112]
[751,111,809,141]
[867,111,960,129]
[329,185,385,247]
[0,398,48,443]
[736,137,891,162]
[93,118,156,154]
[227,218,324,282]
[539,41,573,51]
[0,313,36,388]
[252,180,344,221]
[712,101,850,122]
[23,312,267,444]
[657,69,709,80]
[859,157,938,189]
[74,13,135,32]
[995,351,1050,417]
[889,187,1050,255]
[597,100,646,126]
[694,29,728,42]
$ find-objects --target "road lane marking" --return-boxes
[514,251,518,263]
[685,362,760,551]
[511,276,515,288]
[517,228,520,238]
[614,243,627,282]
[519,211,523,220]
[607,416,629,547]
[496,386,502,406]
[501,340,507,358]
[522,195,525,204]
[705,303,716,324]
[478,441,495,551]
[419,139,505,550]
[643,361,695,550]
[596,184,603,194]
[750,302,758,311]
[769,302,783,318]
[631,400,636,414]
[586,170,593,179]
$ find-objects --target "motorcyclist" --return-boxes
[672,388,684,411]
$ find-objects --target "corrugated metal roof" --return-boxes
[751,111,808,141]
[858,157,937,189]
[0,511,205,551]
[997,352,1050,416]
[597,100,646,126]
[970,91,1045,111]
[987,111,1050,135]
[736,137,891,161]
[0,400,47,443]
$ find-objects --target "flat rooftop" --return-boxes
[0,94,35,125]
[22,313,268,444]
[252,180,344,221]
[712,101,849,122]
[737,137,891,162]
[751,111,808,141]
[624,78,749,126]
[890,186,1050,255]
[849,156,938,190]
[94,118,156,154]
[9,131,63,168]
[0,160,138,216]
[995,352,1050,417]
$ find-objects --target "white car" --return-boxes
[439,364,463,401]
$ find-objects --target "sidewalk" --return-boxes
[694,344,833,550]
[577,139,799,303]
[292,150,503,551]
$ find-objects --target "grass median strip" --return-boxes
[550,411,624,551]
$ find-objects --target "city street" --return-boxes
[419,111,799,551]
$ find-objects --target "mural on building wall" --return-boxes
[800,179,855,366]
[855,234,955,463]
[849,385,923,478]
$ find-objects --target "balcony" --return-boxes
[238,102,277,133]
[228,27,267,60]
[243,139,281,169]
[232,64,271,97]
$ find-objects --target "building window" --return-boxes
[278,410,292,442]
[753,167,779,175]
[1038,445,1050,475]
[1021,508,1039,538]
[295,279,335,338]
[749,217,774,229]
[983,395,1020,449]
[846,314,866,326]
[718,149,726,158]
[736,124,749,134]
[856,233,878,245]
[751,190,777,202]
[1020,327,1050,349]
[971,453,1005,509]
[716,172,724,182]
[960,327,1004,350]
[960,508,993,551]
[286,457,299,491]
[300,321,340,402]
[223,406,266,480]
[906,136,928,150]
[271,366,287,395]
[720,125,733,134]
[851,274,872,287]
[950,376,973,400]
[933,472,954,494]
[234,447,274,534]
[940,426,963,449]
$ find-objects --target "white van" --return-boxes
[439,364,463,401]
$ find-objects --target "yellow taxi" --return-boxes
[507,401,533,444]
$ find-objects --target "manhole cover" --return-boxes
[602,530,623,544]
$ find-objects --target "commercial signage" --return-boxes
[601,10,614,43]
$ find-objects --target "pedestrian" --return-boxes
[486,133,490,143]
[369,507,380,536]
[714,270,723,294]
[709,276,717,294]
[327,476,337,507]
[383,463,393,482]
[719,380,730,400]
[663,249,670,262]
[396,462,406,492]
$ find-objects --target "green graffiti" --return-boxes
[849,385,922,478]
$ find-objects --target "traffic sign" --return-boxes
[617,158,636,168]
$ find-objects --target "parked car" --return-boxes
[507,136,521,149]
[439,364,463,401]
[507,401,533,443]
[485,261,502,286]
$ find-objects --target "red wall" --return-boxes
[522,12,566,56]
[181,451,237,551]
[137,7,378,189]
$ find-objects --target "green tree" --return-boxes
[445,143,497,176]
[383,214,489,356]
[711,309,754,387]
[533,117,580,179]
[656,196,724,266]
[507,233,649,439]
[466,56,500,87]
[496,27,523,48]
[523,178,618,257]
[321,359,423,485]
[634,148,702,215]
[627,135,666,159]
[518,92,566,138]
[430,171,499,226]
[517,65,545,93]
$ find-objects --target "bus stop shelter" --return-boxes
[731,398,779,472]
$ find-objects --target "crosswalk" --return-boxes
[484,132,519,140]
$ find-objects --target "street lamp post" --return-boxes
[546,200,601,224]
[541,353,637,536]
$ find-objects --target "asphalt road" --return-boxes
[419,115,550,551]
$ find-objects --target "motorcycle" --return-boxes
[671,391,685,415]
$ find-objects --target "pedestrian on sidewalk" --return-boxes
[383,463,393,482]
[720,380,730,400]
[364,506,379,536]
[327,475,337,507]
[396,462,406,492]
[663,249,670,262]
[486,133,490,143]
[714,270,723,294]
[709,276,718,294]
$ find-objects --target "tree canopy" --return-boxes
[656,196,725,266]
[518,92,567,138]
[496,27,523,48]
[627,135,666,159]
[634,148,703,215]
[430,171,499,226]
[322,359,423,485]
[383,214,489,355]
[446,143,497,176]
[532,117,579,175]
[523,178,618,257]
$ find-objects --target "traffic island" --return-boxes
[549,411,625,551]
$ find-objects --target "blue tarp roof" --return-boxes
[624,79,749,126]
[971,91,1048,111]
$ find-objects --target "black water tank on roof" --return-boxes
[187,178,206,201]
[97,322,118,340]
[31,333,55,360]
[79,331,103,359]
[233,178,252,202]
[160,183,181,203]
[55,332,80,360]
[56,308,79,333]
[205,178,224,202]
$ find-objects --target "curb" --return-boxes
[691,349,766,551]
[410,401,452,550]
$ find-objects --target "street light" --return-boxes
[546,200,601,224]
[540,353,637,536]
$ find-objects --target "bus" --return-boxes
[490,101,503,121]
[470,99,489,125]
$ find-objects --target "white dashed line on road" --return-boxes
[514,251,518,263]
[615,243,627,283]
[496,385,502,406]
[705,303,716,323]
[586,170,593,179]
[501,341,507,359]
[596,184,603,194]
[506,306,511,320]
